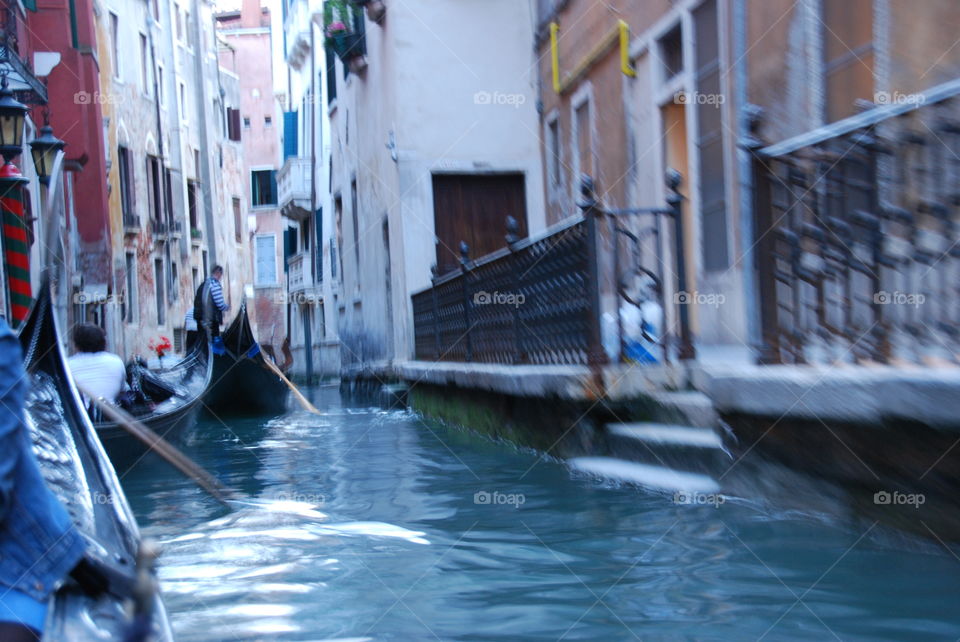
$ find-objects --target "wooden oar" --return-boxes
[77,385,236,508]
[260,354,322,415]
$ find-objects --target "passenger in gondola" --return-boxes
[193,265,230,340]
[0,319,105,641]
[184,305,199,352]
[68,323,128,408]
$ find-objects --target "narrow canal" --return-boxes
[119,386,960,640]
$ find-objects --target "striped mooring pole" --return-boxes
[0,162,30,328]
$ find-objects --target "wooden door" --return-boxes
[432,173,528,276]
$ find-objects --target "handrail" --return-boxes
[758,77,960,158]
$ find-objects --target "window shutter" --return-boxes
[283,111,298,159]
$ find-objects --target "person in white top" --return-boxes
[67,323,127,404]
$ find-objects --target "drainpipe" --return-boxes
[194,0,217,268]
[303,22,317,384]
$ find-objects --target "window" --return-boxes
[175,4,183,41]
[118,146,136,224]
[226,108,241,141]
[146,155,163,225]
[158,66,164,105]
[572,97,593,181]
[546,114,561,189]
[155,258,165,325]
[264,115,272,127]
[110,13,120,79]
[243,116,251,129]
[325,45,337,104]
[125,252,137,323]
[140,33,149,93]
[822,0,874,122]
[251,169,277,207]
[194,148,201,179]
[233,197,242,242]
[659,24,683,80]
[255,235,278,285]
[314,207,323,282]
[350,179,360,268]
[179,82,186,120]
[185,11,194,49]
[163,168,173,223]
[170,262,178,302]
[187,180,199,230]
[151,0,159,22]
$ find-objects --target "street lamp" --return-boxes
[30,123,65,184]
[0,76,27,163]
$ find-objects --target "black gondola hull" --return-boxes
[202,303,288,416]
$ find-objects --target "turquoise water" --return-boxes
[117,387,960,640]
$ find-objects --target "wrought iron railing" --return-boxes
[411,173,690,366]
[748,79,960,365]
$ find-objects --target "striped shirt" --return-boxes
[207,278,228,311]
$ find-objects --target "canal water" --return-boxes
[118,386,960,641]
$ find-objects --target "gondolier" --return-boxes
[193,265,230,339]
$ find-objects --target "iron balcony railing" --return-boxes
[748,78,960,365]
[411,173,691,367]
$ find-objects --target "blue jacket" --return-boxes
[0,322,86,601]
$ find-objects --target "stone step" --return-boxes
[603,422,732,475]
[568,457,720,493]
[646,390,718,428]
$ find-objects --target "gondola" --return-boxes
[203,301,289,415]
[94,332,213,451]
[19,283,172,640]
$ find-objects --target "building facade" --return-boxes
[274,0,340,380]
[317,0,545,369]
[92,0,251,358]
[217,0,288,363]
[534,0,960,359]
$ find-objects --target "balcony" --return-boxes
[287,251,321,301]
[277,157,312,220]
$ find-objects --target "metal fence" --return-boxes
[750,80,960,365]
[411,174,691,366]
